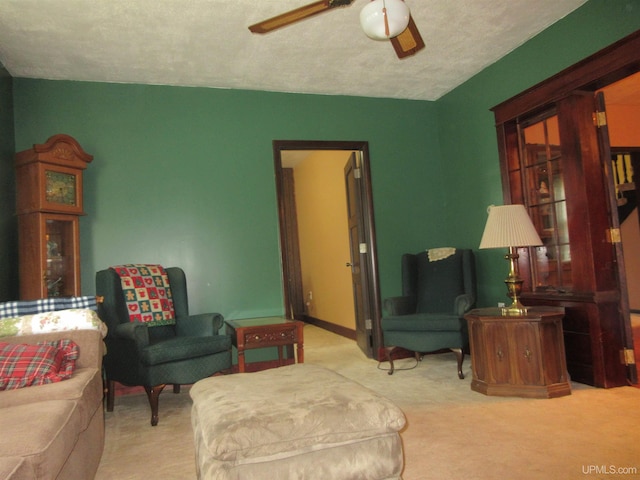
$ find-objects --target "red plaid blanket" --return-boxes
[0,339,79,390]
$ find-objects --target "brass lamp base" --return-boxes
[500,248,529,316]
[500,300,529,316]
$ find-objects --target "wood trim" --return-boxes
[492,30,640,124]
[303,315,356,340]
[280,167,305,318]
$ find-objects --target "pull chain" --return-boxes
[382,0,390,37]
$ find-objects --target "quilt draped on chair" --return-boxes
[110,264,176,326]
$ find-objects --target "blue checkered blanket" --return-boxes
[0,296,98,319]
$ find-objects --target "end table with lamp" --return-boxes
[467,205,571,398]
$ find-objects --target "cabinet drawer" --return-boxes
[243,327,297,346]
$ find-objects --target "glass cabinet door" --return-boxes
[519,113,572,291]
[17,212,80,299]
[44,217,79,297]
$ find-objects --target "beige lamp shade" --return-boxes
[479,204,543,249]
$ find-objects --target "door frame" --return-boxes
[272,140,383,358]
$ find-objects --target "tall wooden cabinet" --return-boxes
[491,31,640,388]
[15,134,93,300]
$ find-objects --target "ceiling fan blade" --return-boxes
[249,0,354,34]
[390,15,425,59]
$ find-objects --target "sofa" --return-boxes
[0,307,107,479]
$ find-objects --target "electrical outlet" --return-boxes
[498,302,505,308]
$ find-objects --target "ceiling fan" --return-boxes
[248,0,425,59]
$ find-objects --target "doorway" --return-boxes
[273,140,382,359]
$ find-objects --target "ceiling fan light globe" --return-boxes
[360,0,410,40]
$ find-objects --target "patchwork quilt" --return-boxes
[110,264,176,326]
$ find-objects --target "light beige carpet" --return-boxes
[96,325,640,479]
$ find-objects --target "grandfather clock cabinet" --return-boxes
[15,134,93,300]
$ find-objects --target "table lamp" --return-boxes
[479,204,543,316]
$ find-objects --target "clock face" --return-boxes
[45,170,77,206]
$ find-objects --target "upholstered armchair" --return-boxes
[96,265,232,426]
[381,248,476,378]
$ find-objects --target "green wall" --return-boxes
[0,65,16,301]
[11,83,443,316]
[5,0,640,317]
[438,0,640,306]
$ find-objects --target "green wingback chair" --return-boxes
[96,266,232,426]
[381,249,476,379]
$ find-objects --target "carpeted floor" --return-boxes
[95,324,640,479]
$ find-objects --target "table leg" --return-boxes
[297,323,304,363]
[237,348,246,373]
[277,345,283,366]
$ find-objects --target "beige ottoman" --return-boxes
[190,364,406,480]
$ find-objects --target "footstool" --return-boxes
[190,364,406,480]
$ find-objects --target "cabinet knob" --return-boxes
[523,348,532,361]
[496,348,504,360]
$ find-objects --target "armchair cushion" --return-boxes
[141,335,231,366]
[415,252,466,313]
[454,293,476,317]
[176,313,224,337]
[381,313,462,332]
[382,296,416,316]
[114,322,150,347]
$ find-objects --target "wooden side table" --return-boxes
[464,307,571,398]
[225,317,304,373]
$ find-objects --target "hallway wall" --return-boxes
[294,150,356,331]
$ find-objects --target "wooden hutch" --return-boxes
[491,31,640,388]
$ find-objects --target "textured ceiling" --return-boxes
[0,0,588,101]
